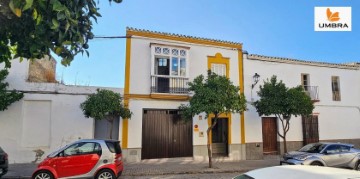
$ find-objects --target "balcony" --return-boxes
[151,75,189,94]
[303,85,319,102]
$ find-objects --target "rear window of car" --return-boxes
[0,147,4,153]
[106,141,122,154]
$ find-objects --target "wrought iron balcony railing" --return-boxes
[303,85,319,101]
[151,75,189,94]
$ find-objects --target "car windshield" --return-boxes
[298,143,327,153]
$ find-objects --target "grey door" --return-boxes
[94,119,119,140]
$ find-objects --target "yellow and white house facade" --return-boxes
[121,27,360,162]
[121,27,246,162]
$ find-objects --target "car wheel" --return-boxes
[355,161,360,171]
[32,170,54,179]
[310,161,323,166]
[96,169,116,179]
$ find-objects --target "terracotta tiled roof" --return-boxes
[248,54,359,70]
[126,27,242,47]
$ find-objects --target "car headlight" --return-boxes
[294,156,311,161]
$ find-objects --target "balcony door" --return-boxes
[156,58,169,93]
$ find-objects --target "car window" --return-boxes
[0,147,4,153]
[340,145,350,152]
[325,145,341,154]
[299,143,326,153]
[106,141,122,154]
[63,142,101,156]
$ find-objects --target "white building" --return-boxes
[120,27,360,162]
[0,58,122,163]
[244,54,360,159]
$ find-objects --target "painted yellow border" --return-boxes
[127,30,242,49]
[207,113,232,144]
[238,50,245,144]
[206,53,232,144]
[207,53,230,78]
[122,36,131,149]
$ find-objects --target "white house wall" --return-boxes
[244,55,360,156]
[0,60,123,163]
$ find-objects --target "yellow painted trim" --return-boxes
[122,35,132,149]
[207,53,230,78]
[127,30,242,49]
[238,50,245,144]
[207,113,232,144]
[150,94,189,100]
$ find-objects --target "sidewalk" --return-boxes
[3,158,280,178]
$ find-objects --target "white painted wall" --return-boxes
[0,59,123,163]
[244,54,360,143]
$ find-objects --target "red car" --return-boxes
[32,139,123,179]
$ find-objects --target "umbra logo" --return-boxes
[315,7,352,31]
[326,8,340,22]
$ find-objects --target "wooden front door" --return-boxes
[141,109,193,159]
[211,118,229,156]
[302,115,319,145]
[262,117,278,154]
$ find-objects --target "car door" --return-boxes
[337,145,357,167]
[320,145,343,167]
[55,142,101,178]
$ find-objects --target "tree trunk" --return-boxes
[206,116,218,168]
[283,134,287,154]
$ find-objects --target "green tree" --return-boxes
[0,0,122,68]
[0,69,24,111]
[80,89,131,139]
[179,71,247,168]
[253,76,314,153]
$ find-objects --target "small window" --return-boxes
[211,63,227,76]
[152,46,188,77]
[171,57,179,76]
[331,76,341,101]
[340,145,350,152]
[63,142,101,156]
[325,145,341,154]
[301,74,310,91]
[106,141,122,154]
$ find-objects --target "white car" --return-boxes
[234,165,360,179]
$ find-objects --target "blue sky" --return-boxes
[56,0,360,88]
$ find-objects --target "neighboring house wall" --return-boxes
[0,59,122,163]
[244,54,360,159]
[122,28,245,162]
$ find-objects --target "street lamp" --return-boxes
[251,73,260,89]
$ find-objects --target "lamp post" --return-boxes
[251,73,260,89]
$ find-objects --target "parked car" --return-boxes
[0,146,9,177]
[32,139,123,179]
[233,165,360,179]
[280,142,360,170]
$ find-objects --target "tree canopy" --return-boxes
[253,75,314,153]
[179,71,247,168]
[0,0,121,68]
[0,69,24,111]
[80,89,131,139]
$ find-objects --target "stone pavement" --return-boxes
[3,157,280,178]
